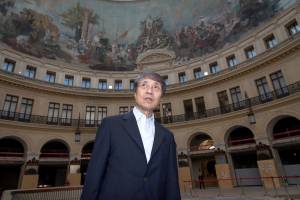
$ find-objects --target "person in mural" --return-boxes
[81,72,181,200]
[0,0,290,69]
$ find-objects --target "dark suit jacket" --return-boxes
[80,111,181,200]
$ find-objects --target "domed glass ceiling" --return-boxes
[0,0,296,70]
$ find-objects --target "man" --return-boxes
[198,169,205,190]
[81,72,181,200]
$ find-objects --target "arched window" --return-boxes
[40,140,69,158]
[81,142,94,160]
[190,134,214,151]
[273,117,300,139]
[228,127,255,146]
[0,138,24,157]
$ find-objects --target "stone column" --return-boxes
[66,158,81,186]
[256,143,281,189]
[177,150,192,192]
[20,158,39,189]
[214,149,234,189]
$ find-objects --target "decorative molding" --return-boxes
[26,157,39,166]
[136,49,175,65]
[1,34,299,97]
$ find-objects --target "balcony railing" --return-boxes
[228,137,256,146]
[81,152,92,159]
[273,128,300,140]
[2,186,83,200]
[160,81,299,124]
[0,152,24,157]
[39,151,69,158]
[0,68,134,93]
[0,81,300,127]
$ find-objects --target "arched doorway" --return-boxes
[80,141,94,185]
[38,140,69,187]
[272,116,300,185]
[189,133,217,188]
[0,137,25,194]
[227,126,262,186]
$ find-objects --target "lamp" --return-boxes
[247,108,256,124]
[75,130,81,143]
[209,145,216,150]
[245,92,256,124]
[75,113,81,143]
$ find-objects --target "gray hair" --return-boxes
[134,72,166,95]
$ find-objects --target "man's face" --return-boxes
[134,78,162,114]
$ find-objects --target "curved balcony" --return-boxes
[1,80,299,128]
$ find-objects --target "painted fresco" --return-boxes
[0,0,296,70]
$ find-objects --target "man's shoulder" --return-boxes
[101,112,130,124]
[102,114,124,123]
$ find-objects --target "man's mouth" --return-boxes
[144,97,153,102]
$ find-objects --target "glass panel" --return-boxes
[3,102,10,112]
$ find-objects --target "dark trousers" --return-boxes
[199,176,205,189]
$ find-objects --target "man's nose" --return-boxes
[145,86,153,93]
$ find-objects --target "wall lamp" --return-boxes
[75,113,81,143]
[245,92,256,124]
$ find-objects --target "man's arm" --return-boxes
[165,134,181,200]
[80,118,110,200]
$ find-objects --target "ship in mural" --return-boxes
[0,0,296,70]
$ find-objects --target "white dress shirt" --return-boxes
[133,106,155,163]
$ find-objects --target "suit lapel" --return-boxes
[122,111,166,165]
[149,121,165,162]
[122,111,145,154]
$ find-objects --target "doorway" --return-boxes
[38,164,67,187]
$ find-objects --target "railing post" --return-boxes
[189,180,193,197]
[1,190,13,200]
[262,177,268,196]
[217,180,223,197]
[271,176,278,197]
[240,178,245,196]
[282,176,292,200]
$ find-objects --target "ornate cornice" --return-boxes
[0,71,134,98]
[136,49,175,66]
[1,33,300,98]
[166,34,300,93]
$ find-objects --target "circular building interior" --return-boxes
[1,0,300,198]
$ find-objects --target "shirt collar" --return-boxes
[133,106,154,122]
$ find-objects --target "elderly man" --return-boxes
[81,72,181,200]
